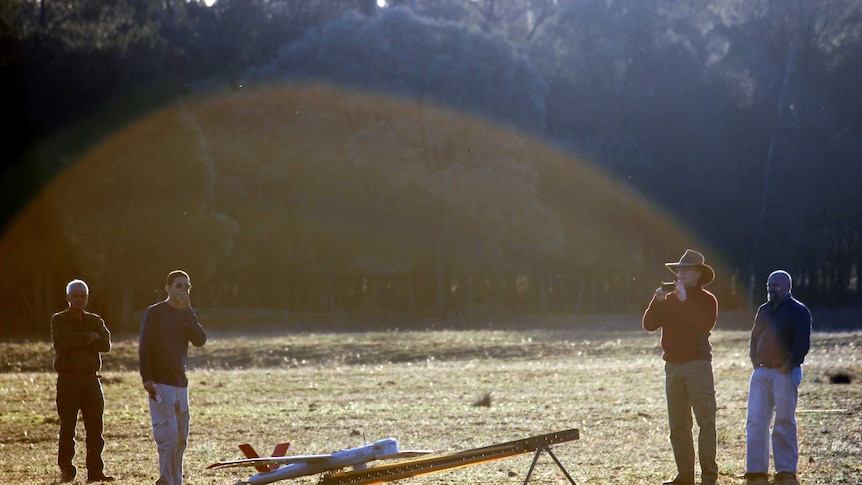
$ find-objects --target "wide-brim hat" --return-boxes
[665,249,715,286]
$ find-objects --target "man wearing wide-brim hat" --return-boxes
[643,250,719,485]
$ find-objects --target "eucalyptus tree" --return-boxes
[0,102,239,330]
[237,6,560,312]
[389,0,560,42]
[524,0,862,308]
[693,0,862,303]
[244,6,548,134]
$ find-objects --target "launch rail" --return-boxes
[317,428,580,485]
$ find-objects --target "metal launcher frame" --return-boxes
[317,428,580,485]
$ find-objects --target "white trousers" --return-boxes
[148,384,190,485]
[745,366,802,474]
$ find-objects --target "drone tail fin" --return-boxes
[238,442,290,472]
[237,443,260,459]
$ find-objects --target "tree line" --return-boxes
[1,0,861,332]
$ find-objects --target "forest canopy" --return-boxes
[1,0,861,331]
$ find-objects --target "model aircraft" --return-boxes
[207,438,432,485]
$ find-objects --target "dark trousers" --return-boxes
[56,376,106,477]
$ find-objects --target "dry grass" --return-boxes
[1,320,860,484]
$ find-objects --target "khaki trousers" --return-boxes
[148,384,190,485]
[665,360,718,482]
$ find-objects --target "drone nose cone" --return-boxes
[373,438,400,457]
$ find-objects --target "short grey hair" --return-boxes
[66,279,89,295]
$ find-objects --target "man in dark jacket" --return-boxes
[139,270,207,485]
[643,250,719,485]
[743,270,811,485]
[51,279,114,483]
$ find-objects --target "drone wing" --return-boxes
[206,454,332,470]
[380,450,433,460]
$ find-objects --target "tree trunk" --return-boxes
[435,235,445,313]
[121,286,134,331]
[749,35,799,309]
[406,273,415,317]
[466,267,474,314]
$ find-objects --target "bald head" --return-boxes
[767,270,792,304]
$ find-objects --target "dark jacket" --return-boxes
[643,286,718,363]
[750,293,811,369]
[139,301,207,387]
[51,309,111,375]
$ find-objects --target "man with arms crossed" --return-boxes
[643,250,719,485]
[51,279,115,483]
[139,270,207,485]
[743,270,811,485]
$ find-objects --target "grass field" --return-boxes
[1,314,860,484]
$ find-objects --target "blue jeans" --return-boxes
[148,384,190,485]
[745,366,802,474]
[665,360,718,482]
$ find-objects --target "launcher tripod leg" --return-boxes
[522,446,577,485]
